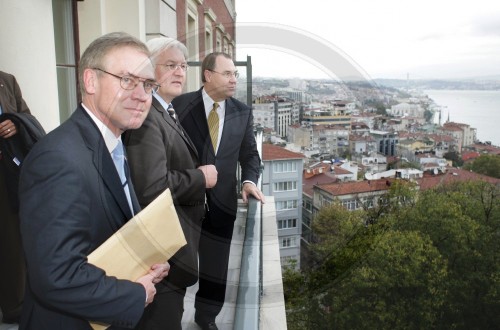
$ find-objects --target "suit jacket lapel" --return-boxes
[153,98,199,157]
[188,91,217,156]
[76,107,134,223]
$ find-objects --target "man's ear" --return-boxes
[83,68,97,94]
[203,69,212,83]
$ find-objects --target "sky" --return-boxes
[234,0,500,80]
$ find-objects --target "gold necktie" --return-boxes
[208,102,219,151]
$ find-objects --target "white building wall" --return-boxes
[0,0,60,131]
[145,0,177,39]
[79,0,148,51]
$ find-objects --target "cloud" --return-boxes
[470,15,500,37]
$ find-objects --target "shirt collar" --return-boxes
[202,88,225,117]
[81,103,121,153]
[153,93,170,111]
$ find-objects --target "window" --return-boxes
[319,194,332,208]
[274,181,297,192]
[342,199,359,210]
[303,200,312,211]
[363,197,374,208]
[273,161,297,173]
[52,0,79,122]
[276,200,298,210]
[205,30,213,54]
[281,236,297,248]
[278,218,297,229]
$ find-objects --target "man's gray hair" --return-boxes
[78,32,150,95]
[147,37,188,65]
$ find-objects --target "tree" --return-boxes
[284,181,500,329]
[396,182,500,328]
[463,154,500,178]
[443,151,463,167]
[327,230,447,330]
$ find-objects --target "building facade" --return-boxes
[1,0,237,131]
[261,144,304,269]
[370,130,399,156]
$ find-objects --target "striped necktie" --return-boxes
[167,103,184,135]
[167,103,177,122]
[208,102,219,151]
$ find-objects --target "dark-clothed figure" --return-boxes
[124,37,217,330]
[173,52,265,330]
[18,32,170,330]
[0,70,31,324]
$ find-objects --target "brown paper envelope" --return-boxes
[88,188,186,330]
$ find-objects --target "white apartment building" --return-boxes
[253,103,276,130]
[261,144,305,269]
[442,122,476,150]
[390,102,425,118]
[288,124,350,157]
[252,101,299,138]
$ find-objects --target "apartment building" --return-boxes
[261,144,305,269]
[441,121,477,151]
[370,130,399,156]
[288,123,350,157]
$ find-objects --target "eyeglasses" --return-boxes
[207,69,239,79]
[92,68,160,94]
[157,63,189,72]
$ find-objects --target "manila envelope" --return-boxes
[88,188,186,330]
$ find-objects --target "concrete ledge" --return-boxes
[260,197,287,329]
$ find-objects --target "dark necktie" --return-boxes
[167,103,184,135]
[167,103,178,122]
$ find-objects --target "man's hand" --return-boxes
[242,182,265,204]
[136,274,157,306]
[198,164,218,188]
[148,262,170,284]
[0,119,17,138]
[136,262,170,306]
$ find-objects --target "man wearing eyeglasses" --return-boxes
[124,37,217,330]
[18,32,169,330]
[173,52,265,330]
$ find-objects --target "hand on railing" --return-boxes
[241,182,265,204]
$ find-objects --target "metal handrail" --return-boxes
[233,195,262,329]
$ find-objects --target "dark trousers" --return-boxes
[194,217,235,319]
[0,169,25,320]
[134,285,186,330]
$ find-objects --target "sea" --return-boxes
[424,90,500,147]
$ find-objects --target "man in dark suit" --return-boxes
[0,70,31,324]
[124,37,217,330]
[18,32,170,330]
[173,52,265,330]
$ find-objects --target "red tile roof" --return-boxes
[470,144,500,154]
[303,172,338,196]
[417,168,500,190]
[262,144,305,161]
[462,151,480,161]
[316,179,392,196]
